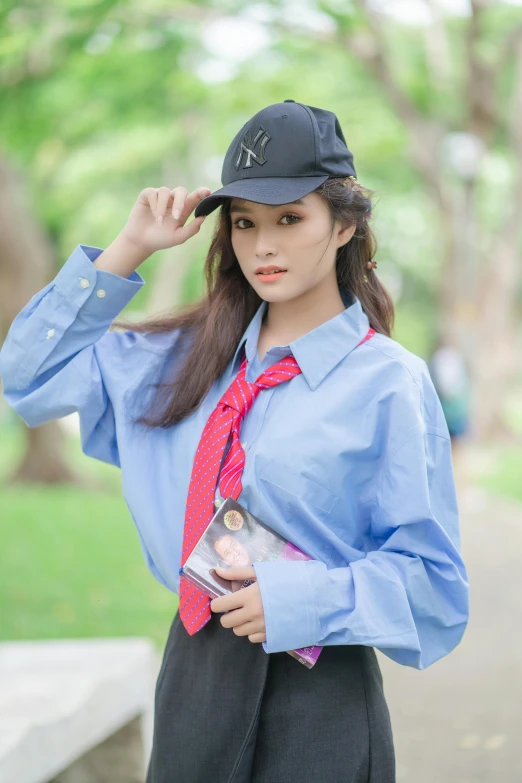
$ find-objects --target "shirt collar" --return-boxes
[229,287,371,391]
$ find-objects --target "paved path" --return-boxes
[376,484,522,782]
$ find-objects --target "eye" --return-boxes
[233,213,302,230]
[281,214,301,226]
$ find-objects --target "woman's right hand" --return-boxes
[121,185,212,256]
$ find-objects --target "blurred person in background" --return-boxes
[428,337,472,487]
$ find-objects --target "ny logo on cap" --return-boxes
[235,126,271,169]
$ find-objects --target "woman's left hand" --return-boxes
[210,566,267,643]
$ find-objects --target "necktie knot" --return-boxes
[220,353,303,418]
[220,364,260,419]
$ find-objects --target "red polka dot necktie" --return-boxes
[179,327,376,636]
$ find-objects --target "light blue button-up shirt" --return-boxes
[0,244,469,669]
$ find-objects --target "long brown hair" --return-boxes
[113,176,395,429]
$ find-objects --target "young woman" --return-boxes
[0,100,469,783]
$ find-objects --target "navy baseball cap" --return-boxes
[194,99,357,218]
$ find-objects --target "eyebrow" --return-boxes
[229,198,306,215]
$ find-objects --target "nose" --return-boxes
[253,228,278,257]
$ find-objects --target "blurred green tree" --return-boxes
[1,0,521,486]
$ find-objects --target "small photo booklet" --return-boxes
[179,496,323,668]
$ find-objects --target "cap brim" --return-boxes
[193,175,330,218]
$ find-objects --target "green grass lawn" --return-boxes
[0,418,177,651]
[473,443,522,504]
[470,387,522,503]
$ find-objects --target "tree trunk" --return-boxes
[8,423,76,484]
[436,183,521,443]
[471,239,521,442]
[0,152,82,485]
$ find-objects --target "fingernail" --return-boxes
[173,209,180,219]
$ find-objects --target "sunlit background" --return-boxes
[1,1,522,780]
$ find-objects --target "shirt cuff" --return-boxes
[53,244,145,318]
[252,559,322,654]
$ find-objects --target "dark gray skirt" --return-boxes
[145,609,395,783]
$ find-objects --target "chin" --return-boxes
[254,287,293,303]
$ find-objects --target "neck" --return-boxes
[261,276,348,344]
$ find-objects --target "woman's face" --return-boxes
[213,533,251,566]
[229,191,356,303]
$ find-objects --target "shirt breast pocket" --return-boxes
[258,457,339,522]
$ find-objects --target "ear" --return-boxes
[337,222,356,249]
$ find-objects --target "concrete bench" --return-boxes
[0,638,160,783]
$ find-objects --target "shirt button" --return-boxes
[46,328,55,339]
[79,278,90,288]
[96,289,106,298]
[215,496,223,508]
[241,441,247,450]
